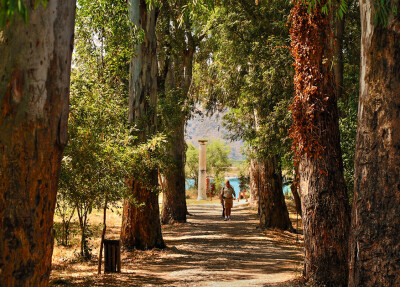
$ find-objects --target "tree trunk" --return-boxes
[349,2,400,286]
[160,18,195,224]
[121,0,165,250]
[77,208,90,260]
[161,117,187,224]
[291,166,302,217]
[121,177,165,250]
[291,185,302,217]
[259,156,293,231]
[333,15,344,100]
[250,109,261,212]
[249,159,260,209]
[0,2,76,286]
[98,197,107,274]
[290,2,350,285]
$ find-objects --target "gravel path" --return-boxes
[51,202,304,286]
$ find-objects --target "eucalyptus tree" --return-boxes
[290,0,350,285]
[64,0,136,260]
[0,2,76,285]
[157,0,213,224]
[120,0,165,250]
[349,2,400,285]
[197,0,294,231]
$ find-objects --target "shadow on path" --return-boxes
[50,202,304,286]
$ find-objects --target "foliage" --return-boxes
[305,0,348,19]
[62,0,134,259]
[194,0,294,170]
[339,96,358,200]
[238,162,250,192]
[0,0,47,28]
[185,143,199,185]
[207,139,231,179]
[156,0,215,139]
[59,0,167,260]
[307,0,396,26]
[371,0,398,26]
[185,140,231,188]
[213,173,225,194]
[338,2,360,200]
[54,188,76,246]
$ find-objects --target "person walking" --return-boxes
[220,180,236,221]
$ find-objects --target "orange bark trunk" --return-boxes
[0,2,76,286]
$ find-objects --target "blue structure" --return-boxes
[186,177,291,195]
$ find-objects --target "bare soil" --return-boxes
[50,202,304,286]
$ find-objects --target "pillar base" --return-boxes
[197,195,207,201]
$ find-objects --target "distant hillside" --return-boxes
[185,110,246,161]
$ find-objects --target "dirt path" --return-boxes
[51,203,304,286]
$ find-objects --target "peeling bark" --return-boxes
[160,13,195,224]
[121,0,165,250]
[290,2,351,285]
[121,178,165,250]
[349,2,400,286]
[0,2,76,286]
[161,116,187,224]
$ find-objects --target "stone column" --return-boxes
[197,140,208,200]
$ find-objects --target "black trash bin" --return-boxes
[103,239,121,273]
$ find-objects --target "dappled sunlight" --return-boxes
[51,202,303,286]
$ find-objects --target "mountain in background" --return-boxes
[185,110,246,161]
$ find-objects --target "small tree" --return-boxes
[238,162,250,192]
[207,139,232,179]
[185,143,200,186]
[120,0,166,250]
[57,0,136,260]
[55,176,76,247]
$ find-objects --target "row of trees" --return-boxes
[0,0,399,286]
[191,0,399,286]
[196,0,295,231]
[55,0,167,259]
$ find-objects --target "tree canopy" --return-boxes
[1,0,399,286]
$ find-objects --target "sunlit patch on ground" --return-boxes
[50,201,304,286]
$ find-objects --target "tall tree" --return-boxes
[249,159,260,210]
[0,1,76,286]
[249,111,261,210]
[199,0,294,231]
[290,1,350,285]
[157,1,192,224]
[120,0,165,250]
[349,2,400,286]
[157,0,213,224]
